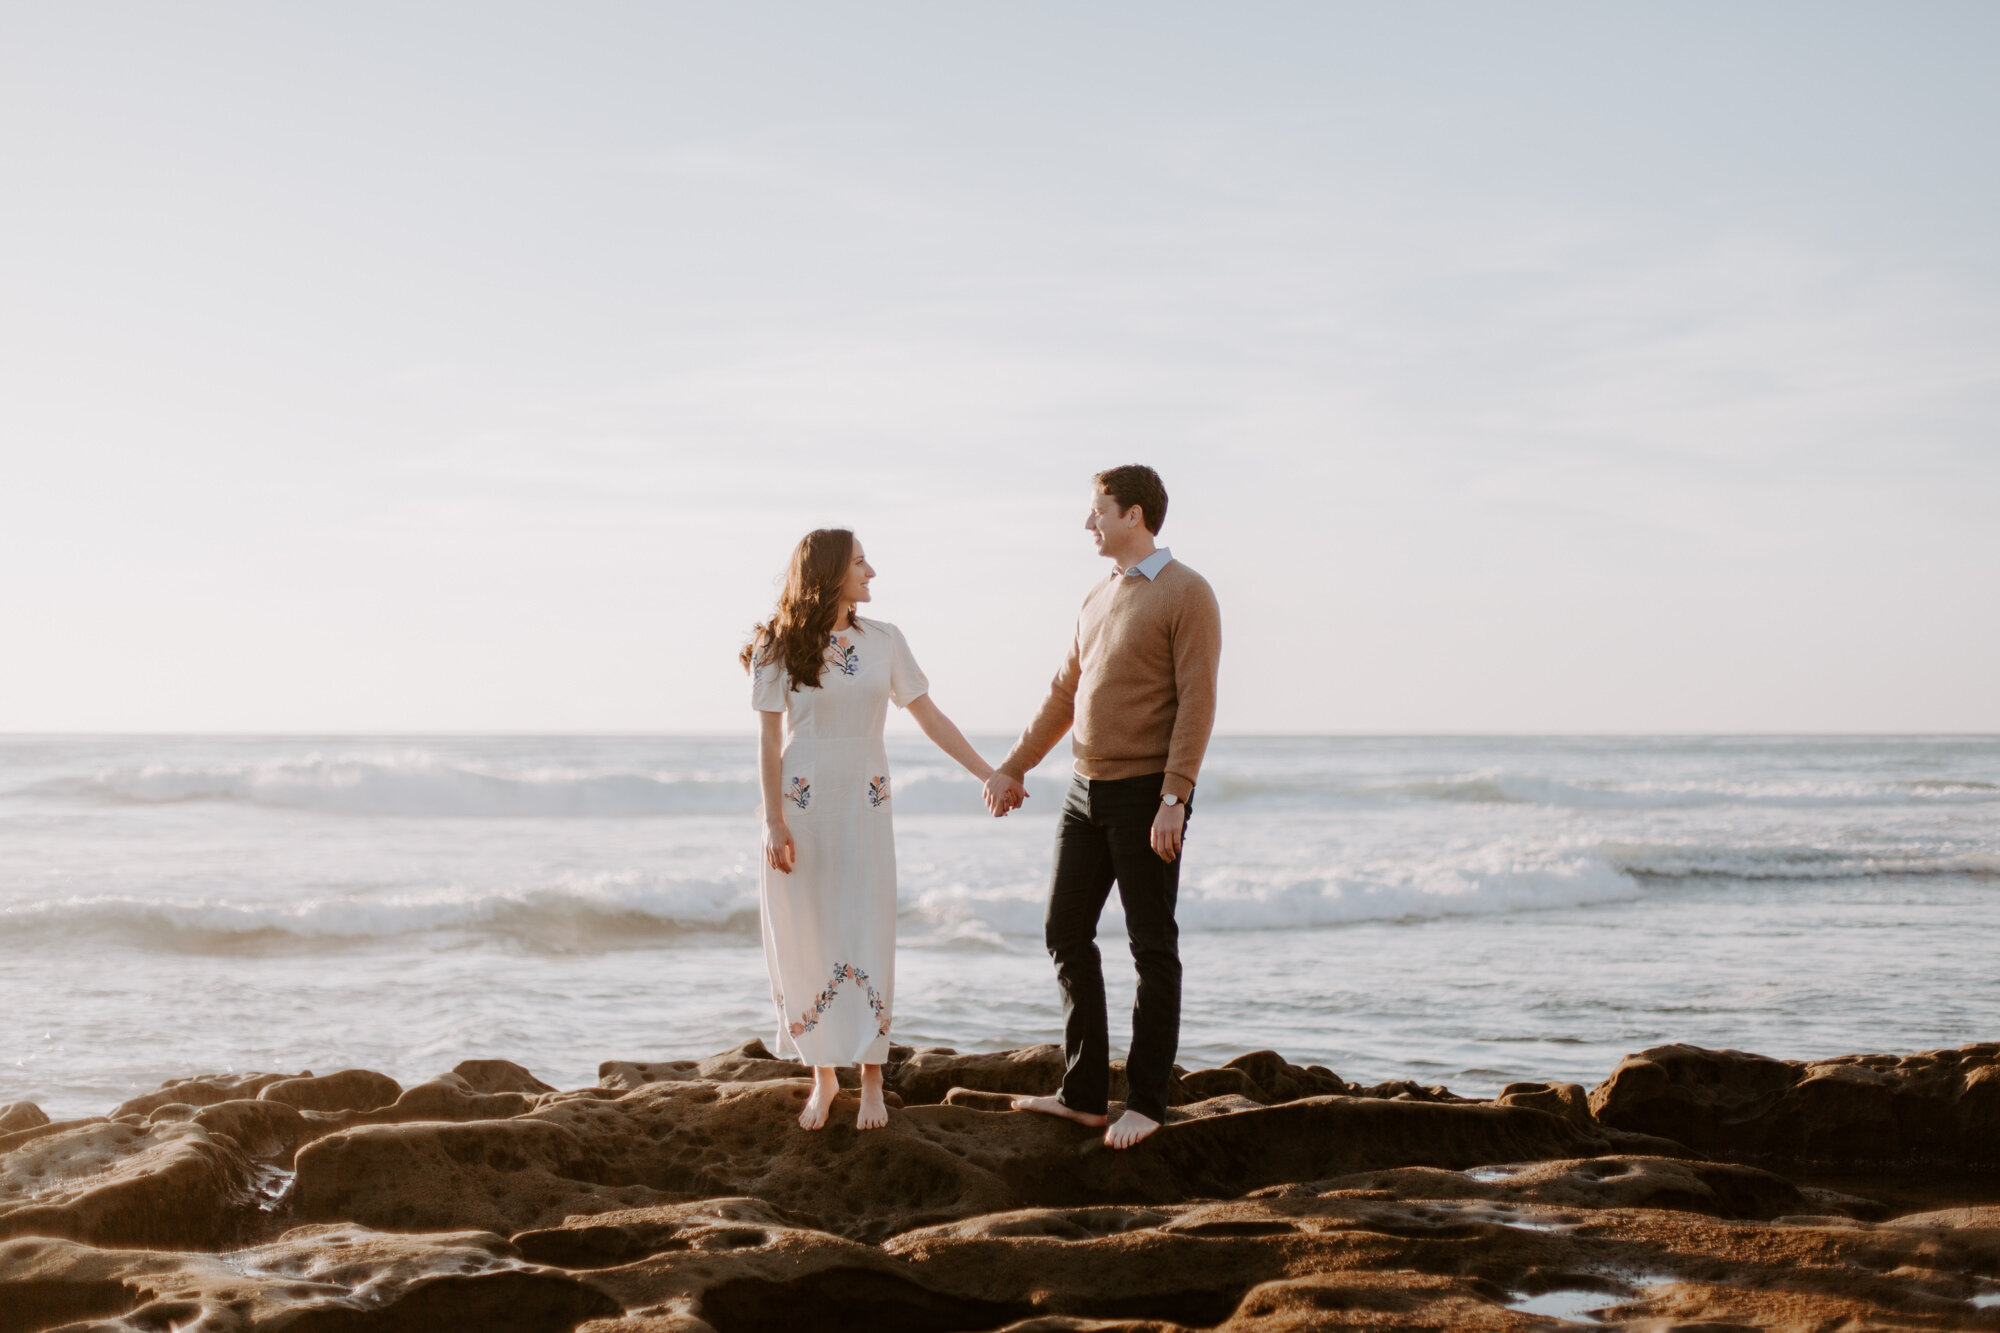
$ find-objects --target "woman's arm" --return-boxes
[905,695,995,783]
[759,709,795,873]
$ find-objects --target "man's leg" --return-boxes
[1103,774,1185,1139]
[1016,776,1118,1123]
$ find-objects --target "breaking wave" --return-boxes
[20,754,2000,819]
[1,848,1991,959]
[28,755,760,817]
[0,875,760,953]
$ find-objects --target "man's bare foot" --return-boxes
[1104,1109,1161,1149]
[857,1065,888,1130]
[798,1068,840,1131]
[1009,1094,1107,1127]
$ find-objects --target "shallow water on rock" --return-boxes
[1511,1289,1621,1321]
[1511,1272,1674,1323]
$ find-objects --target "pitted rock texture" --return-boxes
[289,1073,1666,1244]
[0,1119,256,1249]
[6,1042,2000,1331]
[0,1226,619,1332]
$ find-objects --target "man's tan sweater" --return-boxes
[999,557,1221,800]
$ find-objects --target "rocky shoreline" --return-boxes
[4,1041,1999,1330]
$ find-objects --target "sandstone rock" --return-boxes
[369,1077,538,1123]
[0,1226,619,1331]
[888,1045,1191,1108]
[939,1088,1020,1113]
[1213,1050,1352,1103]
[606,1041,1194,1110]
[887,1045,1072,1105]
[1591,1042,2000,1166]
[1880,1203,2000,1229]
[0,1103,49,1135]
[546,1198,1030,1333]
[1260,1154,1814,1221]
[192,1097,315,1164]
[144,1102,201,1126]
[1179,1065,1264,1102]
[600,1039,810,1092]
[0,1119,255,1248]
[0,1117,105,1158]
[259,1068,403,1114]
[291,1116,680,1234]
[111,1071,306,1120]
[536,1184,2000,1331]
[1347,1079,1472,1104]
[14,1041,2000,1331]
[288,1070,1671,1247]
[1224,1271,1530,1332]
[453,1058,558,1095]
[1494,1080,1592,1126]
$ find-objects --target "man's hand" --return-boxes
[982,771,1028,817]
[763,818,796,874]
[1149,801,1186,862]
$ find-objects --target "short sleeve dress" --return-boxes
[751,616,929,1066]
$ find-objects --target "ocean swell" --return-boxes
[0,876,759,953]
[33,755,760,818]
[18,752,2000,820]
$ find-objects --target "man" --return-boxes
[984,465,1221,1149]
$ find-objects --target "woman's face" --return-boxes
[839,540,875,606]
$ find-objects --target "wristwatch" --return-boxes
[1160,793,1182,807]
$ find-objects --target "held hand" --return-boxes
[1149,802,1186,862]
[982,772,1028,818]
[763,818,796,874]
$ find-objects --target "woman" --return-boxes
[743,528,996,1130]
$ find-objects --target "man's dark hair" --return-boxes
[1094,464,1168,535]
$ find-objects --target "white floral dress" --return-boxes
[751,616,928,1066]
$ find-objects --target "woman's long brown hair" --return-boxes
[739,528,861,691]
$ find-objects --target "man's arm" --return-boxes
[998,634,1080,780]
[981,633,1079,815]
[1161,580,1221,801]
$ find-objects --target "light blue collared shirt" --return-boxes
[1120,546,1174,581]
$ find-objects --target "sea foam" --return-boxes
[24,754,2000,819]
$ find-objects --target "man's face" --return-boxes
[1084,487,1142,557]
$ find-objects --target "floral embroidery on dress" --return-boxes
[828,633,860,676]
[789,961,891,1038]
[867,776,889,807]
[785,776,811,809]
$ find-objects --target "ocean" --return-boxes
[3,734,1995,1120]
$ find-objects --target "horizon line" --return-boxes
[3,730,1996,741]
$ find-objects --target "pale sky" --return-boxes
[3,2,1996,733]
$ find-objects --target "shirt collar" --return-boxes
[1120,546,1174,581]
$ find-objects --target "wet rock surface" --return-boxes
[4,1041,2000,1330]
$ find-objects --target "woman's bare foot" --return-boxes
[1104,1109,1160,1149]
[1009,1094,1107,1127]
[857,1064,888,1130]
[798,1067,840,1130]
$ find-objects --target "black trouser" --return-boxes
[1045,770,1189,1123]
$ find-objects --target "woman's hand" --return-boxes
[763,817,796,874]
